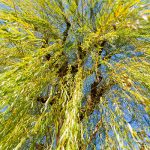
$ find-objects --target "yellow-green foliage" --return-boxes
[0,0,149,149]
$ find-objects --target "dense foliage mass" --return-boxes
[0,0,150,149]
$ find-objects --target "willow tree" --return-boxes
[0,0,150,149]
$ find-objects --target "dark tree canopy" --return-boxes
[0,0,150,149]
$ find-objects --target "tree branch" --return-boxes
[80,79,113,121]
[88,115,103,144]
[62,16,71,44]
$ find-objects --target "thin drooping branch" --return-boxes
[37,16,71,103]
[37,96,55,105]
[90,6,96,31]
[80,79,113,121]
[88,114,103,144]
[77,41,86,61]
[62,16,71,44]
[42,37,51,61]
[42,15,71,62]
[81,110,104,149]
